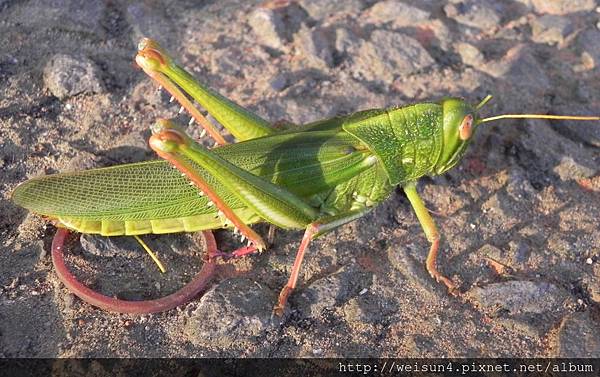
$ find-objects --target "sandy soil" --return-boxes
[1,0,599,358]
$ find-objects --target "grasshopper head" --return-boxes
[433,94,600,175]
[433,97,480,174]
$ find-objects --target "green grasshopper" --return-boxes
[12,38,600,316]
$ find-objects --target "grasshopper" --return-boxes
[12,38,600,315]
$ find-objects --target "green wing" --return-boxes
[12,130,371,236]
[12,159,257,235]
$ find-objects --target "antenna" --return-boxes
[479,114,600,124]
[475,94,493,110]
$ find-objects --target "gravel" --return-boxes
[350,30,435,83]
[43,54,104,100]
[456,42,485,67]
[299,0,364,20]
[578,29,600,70]
[184,278,276,351]
[365,0,431,27]
[531,0,597,15]
[467,280,569,315]
[1,0,599,360]
[444,0,501,30]
[294,25,335,69]
[530,14,573,45]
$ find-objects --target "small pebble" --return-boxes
[531,0,596,15]
[248,3,306,51]
[295,26,334,68]
[269,74,288,91]
[457,42,485,67]
[248,8,285,50]
[126,3,175,47]
[350,30,434,83]
[43,54,104,99]
[444,1,500,30]
[366,1,430,27]
[467,281,568,315]
[301,0,362,20]
[63,293,75,310]
[183,278,276,349]
[530,15,572,45]
[553,156,595,181]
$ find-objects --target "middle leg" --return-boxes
[403,181,458,294]
[273,208,372,316]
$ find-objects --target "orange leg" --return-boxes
[273,208,371,316]
[51,228,218,314]
[212,245,259,260]
[273,224,319,316]
[425,238,458,294]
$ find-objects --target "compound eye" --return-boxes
[459,114,473,140]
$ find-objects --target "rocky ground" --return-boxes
[1,0,600,358]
